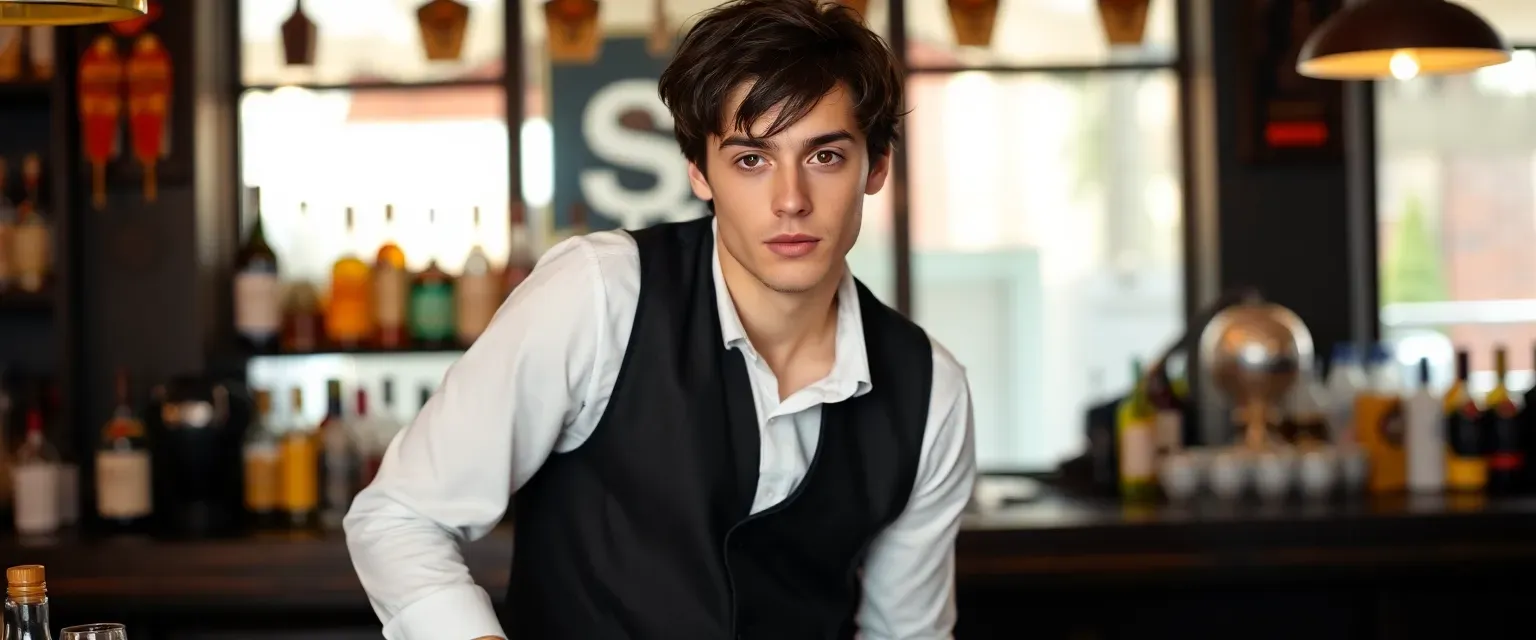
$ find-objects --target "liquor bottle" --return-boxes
[11,155,48,294]
[326,206,373,349]
[1484,346,1524,493]
[278,387,318,528]
[1115,360,1157,502]
[43,385,74,529]
[456,206,498,346]
[409,210,455,348]
[1354,343,1405,493]
[1445,350,1486,493]
[1404,358,1445,493]
[0,157,16,294]
[95,369,152,532]
[232,186,282,352]
[243,389,281,530]
[4,564,51,640]
[372,204,410,350]
[359,379,405,487]
[280,281,324,353]
[318,379,358,530]
[503,201,536,297]
[11,407,59,536]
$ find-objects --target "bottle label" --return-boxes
[456,274,499,342]
[11,223,49,286]
[373,267,409,329]
[1119,420,1155,480]
[411,283,454,340]
[233,271,282,338]
[96,449,152,519]
[12,462,60,535]
[279,434,319,513]
[244,444,281,512]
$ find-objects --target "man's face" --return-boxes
[687,82,890,295]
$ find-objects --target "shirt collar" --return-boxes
[710,219,873,399]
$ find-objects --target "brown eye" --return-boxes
[813,150,840,164]
[738,154,762,168]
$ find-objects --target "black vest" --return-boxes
[507,217,934,639]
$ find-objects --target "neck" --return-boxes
[717,237,841,373]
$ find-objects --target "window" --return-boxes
[905,69,1182,470]
[1376,1,1536,393]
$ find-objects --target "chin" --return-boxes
[755,264,835,295]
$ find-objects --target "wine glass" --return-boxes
[60,623,127,640]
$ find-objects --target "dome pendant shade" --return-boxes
[1297,0,1510,80]
[0,0,147,26]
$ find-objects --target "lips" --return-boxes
[766,234,820,258]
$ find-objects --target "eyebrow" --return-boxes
[718,130,855,152]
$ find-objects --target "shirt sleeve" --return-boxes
[856,341,978,640]
[343,236,611,640]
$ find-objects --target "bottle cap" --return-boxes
[6,564,47,603]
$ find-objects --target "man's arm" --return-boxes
[343,238,611,640]
[856,342,978,640]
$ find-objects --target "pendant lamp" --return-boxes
[0,0,146,25]
[1297,0,1510,80]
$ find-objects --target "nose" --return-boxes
[771,165,811,218]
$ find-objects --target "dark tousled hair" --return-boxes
[657,0,905,171]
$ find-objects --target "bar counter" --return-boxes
[9,491,1536,637]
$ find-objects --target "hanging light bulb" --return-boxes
[1297,0,1509,80]
[1387,50,1420,81]
[0,0,146,26]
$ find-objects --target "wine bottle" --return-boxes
[1445,350,1487,493]
[318,380,358,531]
[326,207,373,350]
[95,368,153,533]
[409,209,455,348]
[11,407,59,536]
[1116,360,1157,502]
[232,186,282,351]
[456,206,497,346]
[373,204,410,350]
[4,564,51,640]
[1485,346,1523,493]
[503,201,536,297]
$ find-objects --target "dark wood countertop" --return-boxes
[11,492,1536,611]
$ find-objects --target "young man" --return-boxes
[343,1,976,638]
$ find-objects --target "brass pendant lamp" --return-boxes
[1297,0,1509,80]
[0,0,147,26]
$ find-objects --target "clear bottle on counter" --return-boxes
[1404,358,1446,493]
[11,407,59,536]
[4,564,52,640]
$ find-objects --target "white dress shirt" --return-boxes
[344,222,978,640]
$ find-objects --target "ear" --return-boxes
[864,148,891,196]
[687,161,715,202]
